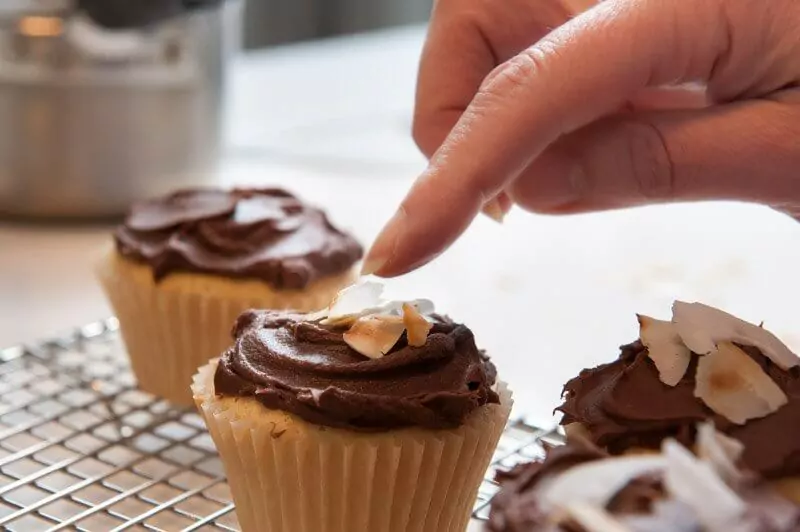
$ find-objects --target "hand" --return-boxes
[363,0,800,277]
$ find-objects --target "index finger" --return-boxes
[366,0,727,277]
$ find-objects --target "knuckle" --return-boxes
[474,41,566,117]
[479,47,548,98]
[619,119,675,199]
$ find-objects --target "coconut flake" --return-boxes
[406,298,435,315]
[319,282,436,327]
[304,308,330,322]
[376,298,435,317]
[696,422,745,485]
[637,315,692,386]
[343,315,405,359]
[621,499,700,532]
[563,502,632,532]
[403,303,433,347]
[537,455,665,512]
[662,439,746,530]
[694,342,788,425]
[321,281,385,324]
[324,298,435,327]
[672,301,799,370]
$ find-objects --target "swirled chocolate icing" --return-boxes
[213,310,500,430]
[114,188,363,289]
[557,341,800,478]
[488,440,800,532]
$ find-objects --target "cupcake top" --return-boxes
[488,425,800,532]
[557,302,800,478]
[213,282,500,430]
[114,188,363,289]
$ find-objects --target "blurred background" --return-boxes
[242,0,432,47]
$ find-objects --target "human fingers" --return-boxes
[508,95,800,214]
[366,0,737,277]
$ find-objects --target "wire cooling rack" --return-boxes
[0,319,562,531]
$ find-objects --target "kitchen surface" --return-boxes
[2,16,800,532]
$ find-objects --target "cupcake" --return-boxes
[488,423,800,531]
[556,301,800,498]
[192,282,513,532]
[97,187,362,405]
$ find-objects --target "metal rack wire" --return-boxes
[0,320,562,531]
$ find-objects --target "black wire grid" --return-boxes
[0,320,562,531]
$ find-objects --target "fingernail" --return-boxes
[361,209,405,276]
[482,198,507,224]
[537,165,587,212]
[360,255,387,277]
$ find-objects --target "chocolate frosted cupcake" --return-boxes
[557,301,800,498]
[97,188,362,405]
[192,283,513,532]
[488,424,800,531]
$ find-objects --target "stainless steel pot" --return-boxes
[0,0,242,218]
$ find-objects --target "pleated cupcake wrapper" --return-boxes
[192,360,513,532]
[97,254,350,406]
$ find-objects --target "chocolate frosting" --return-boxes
[488,440,800,532]
[213,310,500,430]
[114,188,363,289]
[557,341,800,478]
[489,442,608,532]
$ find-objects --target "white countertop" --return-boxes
[4,26,800,432]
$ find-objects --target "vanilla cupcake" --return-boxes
[557,301,800,500]
[97,188,362,405]
[488,423,800,531]
[192,283,513,532]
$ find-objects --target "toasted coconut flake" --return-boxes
[324,298,436,327]
[637,315,692,386]
[319,281,436,327]
[694,342,788,424]
[304,308,330,322]
[402,303,433,347]
[696,422,745,485]
[537,455,665,512]
[662,439,746,530]
[672,301,799,370]
[343,315,405,359]
[563,502,631,532]
[377,298,435,317]
[324,281,384,321]
[321,314,370,328]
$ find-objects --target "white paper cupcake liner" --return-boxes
[192,360,513,532]
[97,250,356,406]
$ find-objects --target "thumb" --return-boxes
[508,97,800,214]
